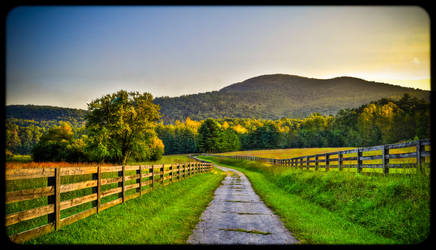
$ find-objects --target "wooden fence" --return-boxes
[6,162,213,243]
[207,139,431,174]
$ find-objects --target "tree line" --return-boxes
[6,92,430,161]
[156,93,430,154]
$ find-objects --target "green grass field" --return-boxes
[199,156,430,244]
[19,168,225,244]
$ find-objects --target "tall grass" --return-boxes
[201,156,430,244]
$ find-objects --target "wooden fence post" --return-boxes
[306,156,309,170]
[416,140,422,174]
[54,167,60,230]
[383,145,389,175]
[315,155,319,171]
[97,165,101,213]
[175,164,178,180]
[357,149,362,173]
[177,164,180,181]
[189,163,192,177]
[151,165,155,189]
[161,164,164,184]
[170,164,173,183]
[338,152,343,171]
[183,163,186,179]
[122,165,126,203]
[325,154,329,172]
[138,165,142,196]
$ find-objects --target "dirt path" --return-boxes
[187,164,298,244]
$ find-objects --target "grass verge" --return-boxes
[24,168,225,244]
[200,156,429,244]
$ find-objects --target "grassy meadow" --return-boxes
[199,155,430,244]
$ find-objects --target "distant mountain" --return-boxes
[6,74,430,124]
[6,105,87,124]
[154,74,430,123]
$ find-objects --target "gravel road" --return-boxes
[187,164,298,244]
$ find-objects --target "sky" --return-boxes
[6,6,430,110]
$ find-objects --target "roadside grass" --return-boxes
[24,168,225,244]
[199,156,430,244]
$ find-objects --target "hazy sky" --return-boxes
[6,6,430,109]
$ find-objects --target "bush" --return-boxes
[6,149,14,161]
[31,122,89,162]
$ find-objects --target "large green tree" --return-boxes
[85,90,161,164]
[198,118,224,153]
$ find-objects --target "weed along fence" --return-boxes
[5,162,213,243]
[208,139,430,174]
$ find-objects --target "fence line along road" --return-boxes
[6,162,213,243]
[205,139,430,174]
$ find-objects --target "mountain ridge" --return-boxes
[6,74,430,123]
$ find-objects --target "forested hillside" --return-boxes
[6,105,86,124]
[6,105,87,155]
[156,93,430,154]
[154,74,430,123]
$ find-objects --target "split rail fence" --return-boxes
[208,139,430,174]
[6,162,213,243]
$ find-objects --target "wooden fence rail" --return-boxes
[6,162,213,243]
[206,139,430,174]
